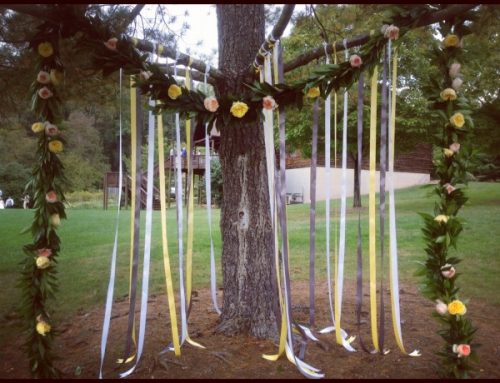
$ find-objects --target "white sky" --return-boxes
[138,4,307,67]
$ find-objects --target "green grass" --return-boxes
[1,182,499,328]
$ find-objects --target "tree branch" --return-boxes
[284,4,479,73]
[252,4,295,70]
[117,4,145,34]
[0,3,224,82]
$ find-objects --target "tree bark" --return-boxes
[215,4,279,339]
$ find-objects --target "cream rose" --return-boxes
[440,88,457,101]
[349,54,362,68]
[449,63,461,78]
[36,256,50,269]
[435,300,448,315]
[204,96,219,112]
[262,96,277,110]
[38,87,53,100]
[443,148,454,157]
[441,264,456,279]
[50,213,61,228]
[449,142,460,153]
[434,214,449,224]
[37,71,51,84]
[45,123,59,137]
[443,34,460,48]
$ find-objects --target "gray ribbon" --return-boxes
[309,98,319,327]
[378,45,389,354]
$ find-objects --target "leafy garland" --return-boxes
[417,21,478,378]
[18,4,471,378]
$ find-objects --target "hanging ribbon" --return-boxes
[203,64,221,315]
[386,43,421,357]
[309,97,318,327]
[377,42,390,355]
[354,72,372,354]
[368,63,380,353]
[271,41,324,379]
[119,75,142,364]
[120,94,156,378]
[331,39,356,352]
[156,44,181,357]
[99,68,124,378]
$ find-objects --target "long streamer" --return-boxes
[355,72,371,354]
[368,65,380,353]
[386,43,421,357]
[120,97,156,378]
[309,98,319,327]
[203,64,221,315]
[378,44,389,355]
[332,41,356,352]
[156,44,181,357]
[99,68,124,378]
[121,76,142,364]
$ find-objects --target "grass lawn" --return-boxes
[1,182,499,328]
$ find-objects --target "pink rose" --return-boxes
[444,183,456,194]
[104,37,118,51]
[46,190,57,203]
[441,263,456,279]
[38,87,53,99]
[453,344,471,358]
[262,96,277,110]
[384,25,400,40]
[452,78,463,90]
[37,248,52,257]
[44,123,59,136]
[349,54,362,68]
[449,142,460,153]
[203,96,219,113]
[449,63,461,78]
[435,300,448,315]
[37,71,51,84]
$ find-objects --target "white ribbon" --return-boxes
[204,64,221,315]
[99,68,124,379]
[120,98,156,378]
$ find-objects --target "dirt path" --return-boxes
[2,281,499,379]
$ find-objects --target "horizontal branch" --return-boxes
[157,64,216,85]
[1,3,224,81]
[252,4,295,70]
[284,4,478,73]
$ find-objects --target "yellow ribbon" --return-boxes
[369,66,380,353]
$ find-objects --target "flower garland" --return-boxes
[20,26,68,378]
[418,21,478,378]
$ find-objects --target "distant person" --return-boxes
[5,197,14,208]
[22,195,30,209]
[0,199,4,209]
[181,147,187,158]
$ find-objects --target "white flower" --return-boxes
[435,299,448,315]
[452,78,463,90]
[449,63,461,78]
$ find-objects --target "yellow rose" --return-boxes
[167,84,182,100]
[50,214,61,228]
[443,148,454,157]
[230,101,249,118]
[31,122,45,133]
[36,256,50,269]
[50,70,64,86]
[434,214,449,224]
[306,87,320,98]
[448,300,466,316]
[48,140,63,153]
[450,113,465,128]
[440,88,457,101]
[37,42,54,58]
[36,320,51,336]
[443,34,460,48]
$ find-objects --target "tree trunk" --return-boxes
[352,152,362,208]
[215,4,279,339]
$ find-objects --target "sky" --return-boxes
[137,4,307,67]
